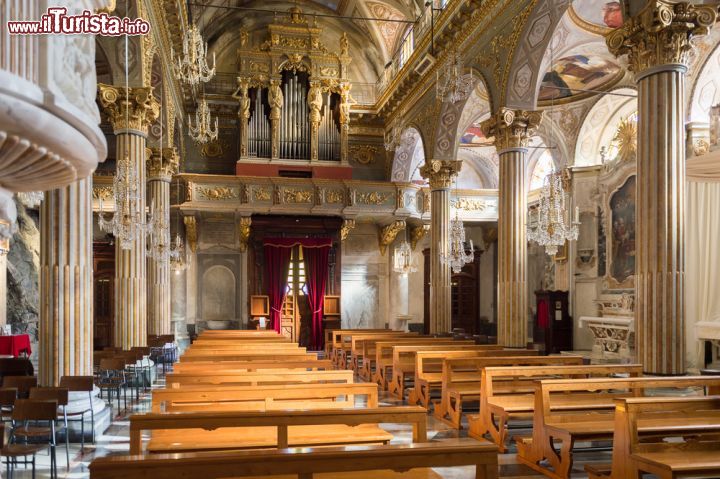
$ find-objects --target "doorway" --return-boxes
[281,246,311,345]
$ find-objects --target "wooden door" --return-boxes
[93,243,115,350]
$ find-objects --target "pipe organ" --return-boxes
[233,6,351,164]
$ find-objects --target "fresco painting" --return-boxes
[539,53,621,101]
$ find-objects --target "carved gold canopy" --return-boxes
[236,6,350,90]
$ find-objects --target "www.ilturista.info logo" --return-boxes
[7,7,150,36]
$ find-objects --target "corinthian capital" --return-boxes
[147,147,179,181]
[419,160,462,190]
[606,1,717,74]
[98,84,160,134]
[480,108,543,152]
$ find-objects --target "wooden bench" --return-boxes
[386,344,501,399]
[369,340,481,388]
[172,359,334,374]
[324,329,390,358]
[179,352,319,362]
[515,376,720,479]
[346,333,419,373]
[90,438,499,479]
[165,369,354,388]
[188,342,303,350]
[586,396,720,479]
[151,382,379,413]
[468,363,641,452]
[329,330,402,368]
[129,406,428,454]
[434,354,584,428]
[357,337,471,383]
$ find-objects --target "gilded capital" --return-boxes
[606,1,717,74]
[147,147,179,181]
[480,108,543,152]
[98,84,160,134]
[419,160,462,190]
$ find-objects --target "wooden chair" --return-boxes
[2,376,37,399]
[0,422,49,479]
[95,358,127,411]
[59,376,96,449]
[0,387,17,424]
[29,387,70,471]
[9,399,59,479]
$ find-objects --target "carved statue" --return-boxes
[268,80,283,120]
[240,29,249,48]
[339,82,354,125]
[307,82,323,123]
[239,85,250,120]
[340,32,349,56]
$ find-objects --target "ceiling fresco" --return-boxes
[459,121,494,147]
[539,47,622,101]
[569,0,623,32]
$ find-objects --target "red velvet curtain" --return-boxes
[263,244,292,333]
[263,238,332,341]
[303,243,330,351]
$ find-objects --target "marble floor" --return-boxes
[1,375,616,479]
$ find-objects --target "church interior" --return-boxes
[1,0,720,477]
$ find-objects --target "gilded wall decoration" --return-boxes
[197,186,239,201]
[92,186,114,201]
[451,198,489,211]
[378,220,406,256]
[237,217,252,253]
[201,140,227,158]
[326,189,345,204]
[357,191,392,205]
[349,145,378,165]
[253,188,272,202]
[340,218,356,241]
[283,189,313,204]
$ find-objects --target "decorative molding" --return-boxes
[147,147,179,181]
[92,185,114,201]
[183,216,197,253]
[356,191,391,205]
[97,84,160,134]
[451,197,490,212]
[237,216,252,252]
[283,188,313,204]
[340,218,356,241]
[378,220,405,256]
[349,145,378,165]
[410,224,430,250]
[480,108,543,151]
[419,160,462,190]
[197,186,239,201]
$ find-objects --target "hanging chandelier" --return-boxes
[147,203,170,262]
[188,98,218,144]
[172,23,215,85]
[436,51,474,104]
[170,234,188,273]
[393,229,417,275]
[98,148,148,250]
[527,169,580,256]
[440,212,474,274]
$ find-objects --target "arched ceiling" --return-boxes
[193,0,419,84]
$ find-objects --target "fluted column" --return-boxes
[39,177,94,386]
[147,148,179,336]
[98,84,159,349]
[481,109,542,348]
[420,160,461,334]
[607,1,716,375]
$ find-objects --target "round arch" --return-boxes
[689,39,720,124]
[390,126,425,182]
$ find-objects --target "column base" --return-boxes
[63,388,112,443]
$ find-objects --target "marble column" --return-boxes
[607,1,716,375]
[147,148,179,336]
[39,177,94,386]
[98,84,159,349]
[481,109,542,348]
[420,160,461,334]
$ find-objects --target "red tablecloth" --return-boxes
[0,335,32,357]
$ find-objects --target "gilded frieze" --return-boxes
[92,186,114,201]
[357,191,392,206]
[253,188,272,202]
[451,198,489,212]
[197,186,239,201]
[283,188,314,204]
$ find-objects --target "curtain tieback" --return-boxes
[313,309,323,314]
[271,307,283,313]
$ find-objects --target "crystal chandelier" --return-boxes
[172,23,215,85]
[147,203,170,262]
[436,51,474,104]
[170,234,188,273]
[188,98,218,144]
[527,169,580,256]
[98,148,148,250]
[393,229,417,275]
[440,213,474,273]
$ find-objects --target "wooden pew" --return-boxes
[173,359,333,373]
[324,329,390,358]
[179,352,318,362]
[515,376,720,479]
[190,340,297,348]
[151,382,379,413]
[359,338,474,383]
[587,396,720,479]
[387,344,502,399]
[332,331,413,369]
[435,354,585,428]
[407,349,536,409]
[129,406,428,454]
[90,438,499,479]
[468,363,641,452]
[165,369,354,387]
[345,332,419,372]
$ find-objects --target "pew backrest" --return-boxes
[165,369,354,387]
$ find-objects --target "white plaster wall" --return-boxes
[479,242,496,323]
[573,280,598,351]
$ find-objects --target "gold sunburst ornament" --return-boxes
[612,117,637,162]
